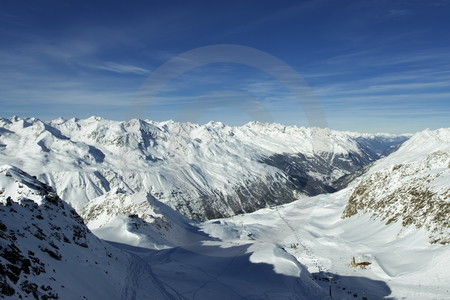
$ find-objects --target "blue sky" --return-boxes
[1,0,449,133]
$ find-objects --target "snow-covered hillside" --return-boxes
[0,165,329,299]
[0,165,172,299]
[81,188,210,250]
[0,116,408,220]
[343,128,450,244]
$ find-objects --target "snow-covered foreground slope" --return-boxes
[343,128,450,244]
[200,190,449,299]
[0,116,408,220]
[0,165,328,299]
[89,159,448,299]
[0,165,175,299]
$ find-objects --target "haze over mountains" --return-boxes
[0,116,449,299]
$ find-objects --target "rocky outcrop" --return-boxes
[343,150,450,244]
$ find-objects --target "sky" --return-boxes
[1,0,449,133]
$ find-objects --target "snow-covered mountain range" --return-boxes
[1,119,448,299]
[0,116,408,220]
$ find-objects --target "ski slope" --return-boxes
[199,190,449,299]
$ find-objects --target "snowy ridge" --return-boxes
[343,128,450,244]
[0,116,408,220]
[367,127,450,173]
[0,165,55,205]
[81,188,210,249]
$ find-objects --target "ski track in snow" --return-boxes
[275,206,326,273]
[122,252,187,300]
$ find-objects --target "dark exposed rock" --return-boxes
[39,247,62,261]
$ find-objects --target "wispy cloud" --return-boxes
[321,48,450,68]
[313,81,450,97]
[387,9,411,17]
[92,62,150,75]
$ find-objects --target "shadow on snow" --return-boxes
[107,240,392,299]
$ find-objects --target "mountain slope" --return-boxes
[0,165,177,299]
[343,128,450,244]
[0,117,408,220]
